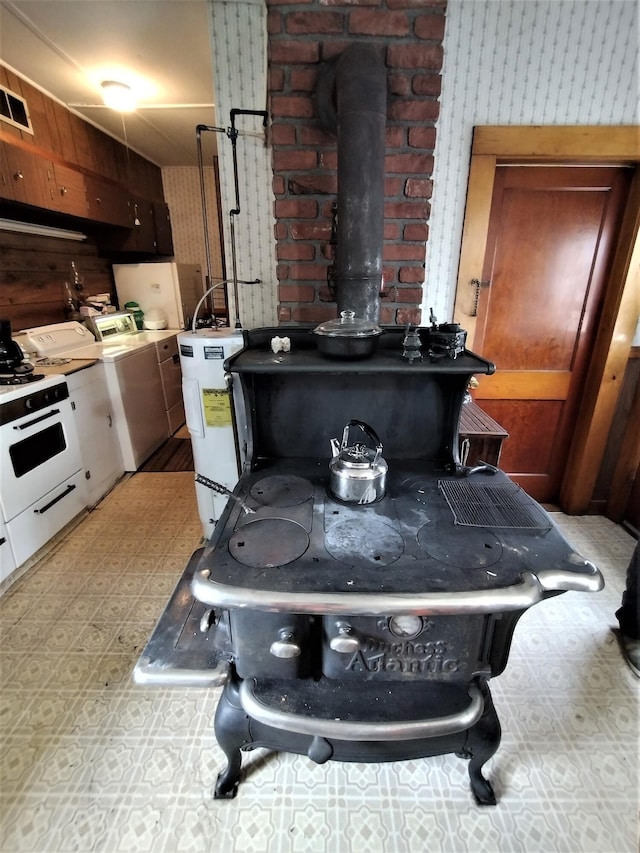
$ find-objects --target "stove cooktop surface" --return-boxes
[195,459,595,599]
[0,372,65,402]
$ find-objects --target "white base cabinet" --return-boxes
[155,336,185,436]
[0,514,16,585]
[68,364,124,506]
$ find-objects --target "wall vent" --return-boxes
[0,85,33,134]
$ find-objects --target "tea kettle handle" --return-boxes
[343,419,383,463]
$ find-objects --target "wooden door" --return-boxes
[472,165,631,502]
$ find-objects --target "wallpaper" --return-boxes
[208,0,278,329]
[161,166,224,279]
[426,0,639,321]
[200,0,637,329]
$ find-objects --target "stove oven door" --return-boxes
[1,394,83,523]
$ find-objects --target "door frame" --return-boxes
[454,126,640,514]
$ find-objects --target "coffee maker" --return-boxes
[0,319,36,382]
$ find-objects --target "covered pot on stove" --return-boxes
[313,310,383,359]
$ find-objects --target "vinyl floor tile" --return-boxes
[0,473,638,853]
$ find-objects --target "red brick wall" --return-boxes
[267,0,446,326]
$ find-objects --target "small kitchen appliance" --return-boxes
[0,319,39,384]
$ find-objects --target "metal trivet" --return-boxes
[438,480,552,530]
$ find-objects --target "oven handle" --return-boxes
[239,679,484,741]
[33,484,76,515]
[192,569,546,615]
[13,408,61,430]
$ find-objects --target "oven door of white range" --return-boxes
[0,383,85,523]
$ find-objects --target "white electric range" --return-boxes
[0,371,87,581]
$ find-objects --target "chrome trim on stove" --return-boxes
[537,560,604,593]
[192,569,544,615]
[133,657,230,688]
[239,680,484,741]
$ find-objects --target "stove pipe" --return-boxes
[334,44,387,324]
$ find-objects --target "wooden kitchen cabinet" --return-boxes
[85,173,131,227]
[154,202,174,256]
[0,142,12,200]
[3,142,53,208]
[105,196,160,254]
[48,161,87,217]
[0,73,173,253]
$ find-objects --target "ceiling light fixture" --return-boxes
[101,80,137,113]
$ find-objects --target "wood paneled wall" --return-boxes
[0,230,115,331]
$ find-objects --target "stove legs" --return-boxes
[213,679,247,800]
[212,677,501,804]
[460,681,501,806]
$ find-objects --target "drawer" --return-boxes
[155,336,178,362]
[7,470,88,568]
[168,400,185,435]
[160,354,183,410]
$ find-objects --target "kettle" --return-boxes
[329,420,388,504]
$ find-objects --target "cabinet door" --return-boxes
[86,174,130,226]
[154,201,174,256]
[4,144,53,208]
[160,352,183,410]
[121,197,157,252]
[71,367,124,506]
[0,142,13,200]
[0,514,16,584]
[49,162,87,217]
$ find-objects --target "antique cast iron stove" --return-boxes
[135,43,603,804]
[136,326,603,805]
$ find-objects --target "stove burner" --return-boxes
[417,522,502,569]
[325,518,404,567]
[0,372,45,386]
[250,475,313,507]
[229,518,309,568]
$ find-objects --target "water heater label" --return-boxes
[204,346,225,360]
[202,389,232,427]
[179,345,194,357]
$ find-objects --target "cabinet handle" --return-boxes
[34,484,76,515]
[14,171,24,181]
[14,408,60,430]
[60,186,68,195]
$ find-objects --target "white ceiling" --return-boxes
[0,0,218,166]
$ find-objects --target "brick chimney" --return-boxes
[267,0,446,326]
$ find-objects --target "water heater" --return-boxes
[178,329,246,538]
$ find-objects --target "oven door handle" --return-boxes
[13,408,61,431]
[33,483,76,515]
[239,679,484,741]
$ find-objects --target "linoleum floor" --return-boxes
[0,472,638,853]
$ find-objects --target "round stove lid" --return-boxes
[229,518,309,568]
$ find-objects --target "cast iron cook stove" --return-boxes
[136,325,603,805]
